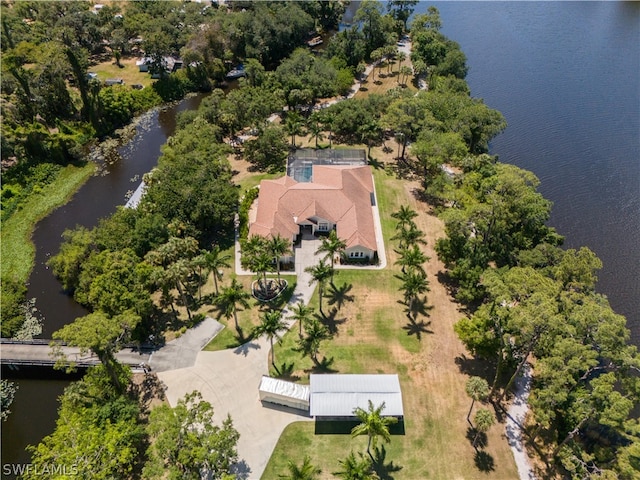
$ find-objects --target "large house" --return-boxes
[249,162,378,261]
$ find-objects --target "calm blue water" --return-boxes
[423,1,640,342]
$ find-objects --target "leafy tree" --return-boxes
[48,226,95,292]
[52,310,140,393]
[465,376,490,426]
[253,310,288,368]
[279,455,321,480]
[315,230,347,282]
[1,380,17,422]
[334,451,378,480]
[289,301,315,337]
[351,400,398,460]
[25,366,143,480]
[144,391,239,480]
[305,260,333,315]
[215,278,251,331]
[387,0,418,32]
[296,317,331,366]
[244,124,289,173]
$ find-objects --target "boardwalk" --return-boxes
[0,341,151,369]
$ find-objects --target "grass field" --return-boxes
[1,162,96,283]
[89,56,154,88]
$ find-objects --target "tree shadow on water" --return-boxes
[371,445,403,480]
[474,450,495,472]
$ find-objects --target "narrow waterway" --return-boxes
[2,94,206,476]
[28,94,205,339]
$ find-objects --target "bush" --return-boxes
[238,186,260,240]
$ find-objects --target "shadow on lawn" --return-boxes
[474,450,495,472]
[402,317,433,340]
[371,445,404,480]
[327,282,355,310]
[317,308,347,335]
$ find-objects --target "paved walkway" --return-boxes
[158,237,322,479]
[505,364,537,480]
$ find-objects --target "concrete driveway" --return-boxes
[157,237,322,479]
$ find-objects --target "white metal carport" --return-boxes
[309,374,404,419]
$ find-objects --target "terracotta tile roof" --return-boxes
[249,165,377,252]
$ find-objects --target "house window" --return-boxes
[318,223,329,231]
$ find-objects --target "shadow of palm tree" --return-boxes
[327,282,355,310]
[466,426,488,449]
[402,318,433,340]
[405,296,433,321]
[274,361,299,381]
[316,309,346,335]
[309,356,337,374]
[371,445,403,480]
[474,450,495,472]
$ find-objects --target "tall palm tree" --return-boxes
[285,111,304,147]
[252,250,275,295]
[391,224,426,249]
[279,455,321,480]
[268,234,291,283]
[215,278,251,330]
[390,206,418,231]
[396,51,406,79]
[465,376,490,426]
[305,260,333,315]
[472,408,495,449]
[351,400,398,460]
[289,301,315,337]
[306,117,325,148]
[399,270,429,318]
[202,245,231,296]
[394,244,428,274]
[315,230,346,283]
[253,310,287,367]
[296,317,331,366]
[334,451,378,480]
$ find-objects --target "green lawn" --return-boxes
[1,162,96,284]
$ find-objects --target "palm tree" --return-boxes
[268,234,291,283]
[391,224,426,249]
[253,310,287,367]
[399,270,429,318]
[465,376,490,426]
[358,120,382,157]
[289,301,315,337]
[296,317,331,366]
[334,451,378,480]
[252,250,275,295]
[472,408,495,449]
[279,455,321,480]
[202,245,231,296]
[315,230,346,283]
[394,244,429,274]
[285,111,304,147]
[166,259,193,321]
[396,51,406,79]
[307,117,325,148]
[351,400,398,460]
[390,206,418,231]
[215,278,251,330]
[305,260,333,315]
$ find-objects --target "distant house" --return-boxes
[136,56,183,73]
[249,151,378,261]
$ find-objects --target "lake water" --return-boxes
[427,1,640,342]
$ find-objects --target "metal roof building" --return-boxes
[309,374,404,419]
[258,376,310,412]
